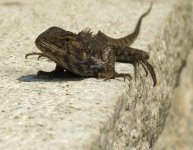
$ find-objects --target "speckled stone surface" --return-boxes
[154,48,193,150]
[0,0,192,150]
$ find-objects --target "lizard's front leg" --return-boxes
[37,65,79,78]
[37,65,64,77]
[26,52,78,78]
[98,47,132,81]
[113,46,157,86]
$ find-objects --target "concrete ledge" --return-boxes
[154,47,193,150]
[0,0,192,150]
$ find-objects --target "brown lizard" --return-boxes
[26,3,157,86]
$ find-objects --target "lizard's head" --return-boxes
[34,26,93,71]
[35,26,85,56]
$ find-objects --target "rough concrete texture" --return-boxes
[154,49,193,150]
[154,1,193,149]
[0,0,192,150]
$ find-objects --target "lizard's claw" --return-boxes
[115,73,132,81]
[25,52,51,60]
[98,72,132,81]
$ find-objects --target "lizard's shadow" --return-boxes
[17,74,84,82]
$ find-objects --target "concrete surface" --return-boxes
[0,0,192,150]
[154,48,193,150]
[154,1,193,149]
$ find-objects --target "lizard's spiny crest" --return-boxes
[78,28,93,39]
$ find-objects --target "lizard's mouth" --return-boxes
[25,39,61,65]
[32,38,68,65]
[26,39,75,70]
[35,38,64,55]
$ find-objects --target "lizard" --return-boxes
[25,3,157,86]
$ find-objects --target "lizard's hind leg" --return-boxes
[114,46,157,86]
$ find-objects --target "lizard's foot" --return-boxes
[98,72,132,81]
[115,73,132,81]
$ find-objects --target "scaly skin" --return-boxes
[26,3,157,86]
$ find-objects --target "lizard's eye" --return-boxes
[64,37,71,42]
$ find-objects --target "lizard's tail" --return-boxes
[96,3,152,46]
